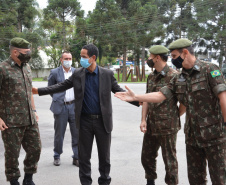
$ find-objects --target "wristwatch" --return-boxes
[32,110,37,112]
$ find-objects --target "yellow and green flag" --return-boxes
[210,70,221,78]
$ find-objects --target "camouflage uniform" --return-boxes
[142,64,181,185]
[160,60,226,185]
[0,57,41,181]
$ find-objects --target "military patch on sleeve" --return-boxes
[210,70,221,78]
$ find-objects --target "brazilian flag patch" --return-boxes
[210,70,221,78]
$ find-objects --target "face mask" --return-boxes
[171,55,184,68]
[147,56,156,68]
[63,60,72,68]
[18,51,31,63]
[80,57,91,68]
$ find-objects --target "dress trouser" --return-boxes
[53,103,79,159]
[79,115,111,185]
[141,131,178,185]
[1,123,41,181]
[186,143,226,185]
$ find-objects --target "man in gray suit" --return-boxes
[48,51,79,167]
[33,44,139,185]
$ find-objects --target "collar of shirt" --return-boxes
[85,65,98,75]
[62,66,72,73]
[154,64,169,77]
[8,57,24,69]
[182,59,201,76]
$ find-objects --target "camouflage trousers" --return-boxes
[1,123,41,181]
[186,143,226,185]
[141,132,178,185]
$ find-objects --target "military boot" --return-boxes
[22,173,35,185]
[147,179,155,185]
[10,179,20,185]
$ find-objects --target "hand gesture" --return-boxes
[115,85,136,102]
[0,118,8,131]
[32,87,38,94]
[140,120,147,133]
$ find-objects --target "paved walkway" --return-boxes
[0,82,211,185]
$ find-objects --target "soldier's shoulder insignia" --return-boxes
[210,70,221,78]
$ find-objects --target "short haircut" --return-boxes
[9,46,28,53]
[82,44,99,61]
[10,46,16,52]
[61,51,71,58]
[159,54,168,62]
[170,46,194,55]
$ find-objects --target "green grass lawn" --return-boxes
[114,73,148,83]
[33,74,148,83]
[32,77,47,81]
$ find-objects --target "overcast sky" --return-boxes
[37,0,97,15]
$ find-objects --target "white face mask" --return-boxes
[63,60,72,68]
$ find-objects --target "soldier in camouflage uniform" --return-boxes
[141,45,185,185]
[0,38,41,185]
[115,38,226,185]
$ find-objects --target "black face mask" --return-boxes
[18,51,31,63]
[171,55,184,68]
[147,57,156,68]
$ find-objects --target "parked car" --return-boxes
[104,65,116,73]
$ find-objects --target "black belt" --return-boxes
[64,100,75,105]
[81,113,102,119]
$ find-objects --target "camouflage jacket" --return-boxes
[146,64,181,135]
[160,60,226,147]
[0,57,36,127]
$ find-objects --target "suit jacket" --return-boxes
[48,66,75,114]
[39,66,139,133]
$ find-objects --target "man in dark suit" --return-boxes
[32,44,139,185]
[48,51,79,167]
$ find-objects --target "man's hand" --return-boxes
[140,120,147,133]
[115,85,136,102]
[32,87,38,94]
[0,118,8,131]
[35,112,39,122]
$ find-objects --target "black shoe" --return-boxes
[23,173,35,185]
[22,179,35,185]
[53,158,61,166]
[73,158,79,167]
[147,179,155,185]
[10,179,20,185]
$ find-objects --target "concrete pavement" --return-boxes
[0,82,211,185]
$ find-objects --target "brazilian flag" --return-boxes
[210,70,221,78]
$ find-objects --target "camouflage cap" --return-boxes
[149,45,169,55]
[10,37,30,49]
[168,38,192,50]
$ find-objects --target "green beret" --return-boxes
[10,37,30,49]
[149,45,169,55]
[168,38,192,50]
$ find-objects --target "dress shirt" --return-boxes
[63,67,75,102]
[82,66,101,114]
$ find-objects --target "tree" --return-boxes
[0,0,41,61]
[44,33,62,68]
[44,0,82,50]
[85,0,162,81]
[194,0,226,68]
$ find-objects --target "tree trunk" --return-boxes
[63,13,66,50]
[17,11,22,32]
[99,45,103,66]
[122,46,127,82]
[136,49,140,75]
